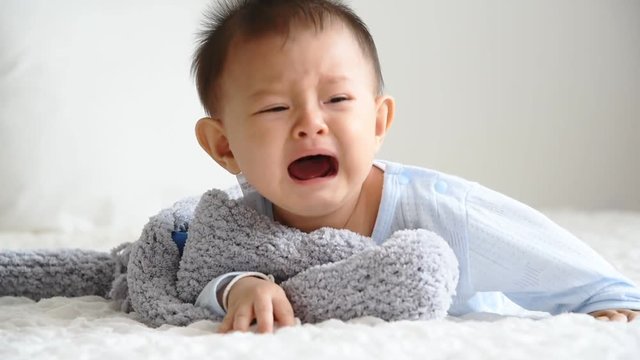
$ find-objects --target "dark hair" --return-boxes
[191,0,384,116]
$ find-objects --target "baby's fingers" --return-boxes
[233,307,254,332]
[218,312,235,333]
[591,309,638,322]
[218,306,254,333]
[254,296,274,333]
[273,295,296,328]
[609,313,628,322]
[618,309,639,322]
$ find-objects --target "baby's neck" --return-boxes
[342,166,384,236]
[274,166,384,236]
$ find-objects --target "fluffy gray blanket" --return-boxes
[0,189,459,326]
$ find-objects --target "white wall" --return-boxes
[0,0,235,231]
[1,0,638,232]
[354,0,640,210]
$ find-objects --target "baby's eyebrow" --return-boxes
[322,75,351,84]
[248,75,353,99]
[249,88,276,100]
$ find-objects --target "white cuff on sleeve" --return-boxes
[195,272,249,316]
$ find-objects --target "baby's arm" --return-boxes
[461,183,640,315]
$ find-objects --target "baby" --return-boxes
[190,0,640,333]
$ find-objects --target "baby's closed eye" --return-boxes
[254,105,289,115]
[263,106,289,113]
[327,95,349,103]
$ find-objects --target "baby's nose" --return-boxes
[293,110,328,138]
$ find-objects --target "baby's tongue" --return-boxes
[288,155,332,181]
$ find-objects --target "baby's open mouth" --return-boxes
[288,155,339,181]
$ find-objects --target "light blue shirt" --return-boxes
[196,160,640,317]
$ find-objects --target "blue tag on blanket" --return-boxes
[171,231,188,257]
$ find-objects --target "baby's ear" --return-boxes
[374,95,395,149]
[195,117,241,174]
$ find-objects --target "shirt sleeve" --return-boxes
[195,272,251,316]
[464,183,640,314]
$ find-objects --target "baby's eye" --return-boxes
[259,106,289,114]
[327,96,349,104]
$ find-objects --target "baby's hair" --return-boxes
[192,0,384,116]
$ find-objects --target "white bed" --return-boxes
[1,210,639,360]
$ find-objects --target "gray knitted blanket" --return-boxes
[0,189,459,327]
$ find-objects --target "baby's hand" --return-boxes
[218,276,296,334]
[589,309,638,322]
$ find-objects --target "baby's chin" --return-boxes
[272,196,348,224]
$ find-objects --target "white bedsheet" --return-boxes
[1,210,639,359]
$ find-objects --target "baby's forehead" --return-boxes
[222,24,377,89]
[226,20,374,73]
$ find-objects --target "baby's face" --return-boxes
[208,22,392,220]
